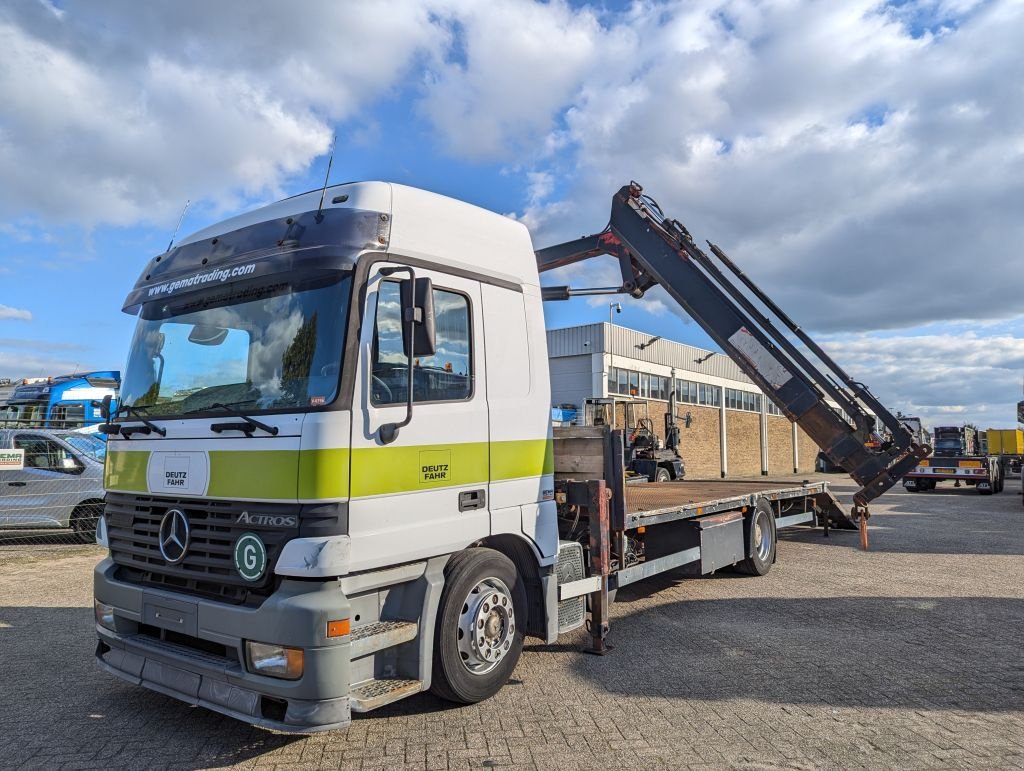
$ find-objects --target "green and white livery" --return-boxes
[94,182,561,731]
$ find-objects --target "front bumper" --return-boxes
[94,558,352,732]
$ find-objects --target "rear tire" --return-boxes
[71,504,101,544]
[736,501,776,576]
[430,548,526,705]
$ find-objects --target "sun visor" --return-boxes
[122,207,389,314]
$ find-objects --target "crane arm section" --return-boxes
[536,182,930,508]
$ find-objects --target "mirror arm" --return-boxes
[378,266,417,444]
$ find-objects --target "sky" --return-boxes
[1,0,1022,429]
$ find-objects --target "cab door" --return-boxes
[348,262,489,572]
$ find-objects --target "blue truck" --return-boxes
[0,371,120,429]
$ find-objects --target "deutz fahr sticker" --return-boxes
[419,449,452,484]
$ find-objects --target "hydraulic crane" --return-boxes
[536,182,931,524]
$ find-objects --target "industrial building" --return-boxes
[547,322,821,478]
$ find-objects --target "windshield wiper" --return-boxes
[206,402,279,437]
[103,404,167,437]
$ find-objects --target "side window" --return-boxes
[52,403,86,429]
[372,280,473,405]
[13,436,83,474]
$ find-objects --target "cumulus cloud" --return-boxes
[475,1,1024,335]
[0,304,31,321]
[0,0,448,227]
[813,327,1024,428]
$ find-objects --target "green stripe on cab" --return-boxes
[104,450,149,493]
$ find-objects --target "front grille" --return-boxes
[106,492,298,606]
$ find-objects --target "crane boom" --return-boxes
[536,182,930,509]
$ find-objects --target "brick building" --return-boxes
[546,322,823,478]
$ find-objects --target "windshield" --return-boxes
[935,438,962,449]
[57,432,106,461]
[120,273,352,417]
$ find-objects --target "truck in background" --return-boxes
[92,181,927,732]
[0,371,120,430]
[986,428,1024,474]
[903,424,1003,494]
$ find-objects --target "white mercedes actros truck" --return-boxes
[93,181,928,731]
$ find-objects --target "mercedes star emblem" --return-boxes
[158,508,191,564]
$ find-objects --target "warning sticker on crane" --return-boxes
[728,327,794,390]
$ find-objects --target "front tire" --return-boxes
[430,548,526,704]
[654,467,671,483]
[737,501,776,576]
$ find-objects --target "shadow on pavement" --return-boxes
[546,594,1024,713]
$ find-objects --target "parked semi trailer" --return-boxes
[986,428,1024,474]
[903,424,1003,494]
[93,182,928,731]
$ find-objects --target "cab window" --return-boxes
[371,280,472,405]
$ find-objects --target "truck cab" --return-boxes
[94,183,558,731]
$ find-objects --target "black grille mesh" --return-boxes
[105,492,298,606]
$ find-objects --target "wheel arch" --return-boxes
[69,497,105,527]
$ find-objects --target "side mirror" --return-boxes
[400,277,436,357]
[377,267,435,445]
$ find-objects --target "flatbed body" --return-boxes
[624,479,833,525]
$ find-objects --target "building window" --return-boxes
[724,387,763,413]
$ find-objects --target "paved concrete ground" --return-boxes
[1,473,1022,769]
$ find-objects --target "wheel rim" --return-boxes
[457,576,516,675]
[753,513,772,561]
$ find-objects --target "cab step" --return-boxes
[350,678,423,711]
[349,620,418,659]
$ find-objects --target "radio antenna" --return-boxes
[316,134,337,222]
[167,199,190,252]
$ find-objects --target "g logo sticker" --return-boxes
[233,532,267,582]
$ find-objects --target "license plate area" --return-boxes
[142,593,198,637]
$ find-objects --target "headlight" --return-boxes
[94,600,116,631]
[246,641,304,680]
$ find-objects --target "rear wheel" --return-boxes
[431,548,526,704]
[71,504,101,544]
[737,501,776,576]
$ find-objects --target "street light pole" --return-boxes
[608,303,622,396]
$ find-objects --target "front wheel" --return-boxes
[736,501,776,576]
[430,548,526,704]
[654,467,671,483]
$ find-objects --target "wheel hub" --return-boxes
[457,577,515,675]
[754,515,772,560]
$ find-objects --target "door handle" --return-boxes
[458,489,486,512]
[7,482,26,487]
